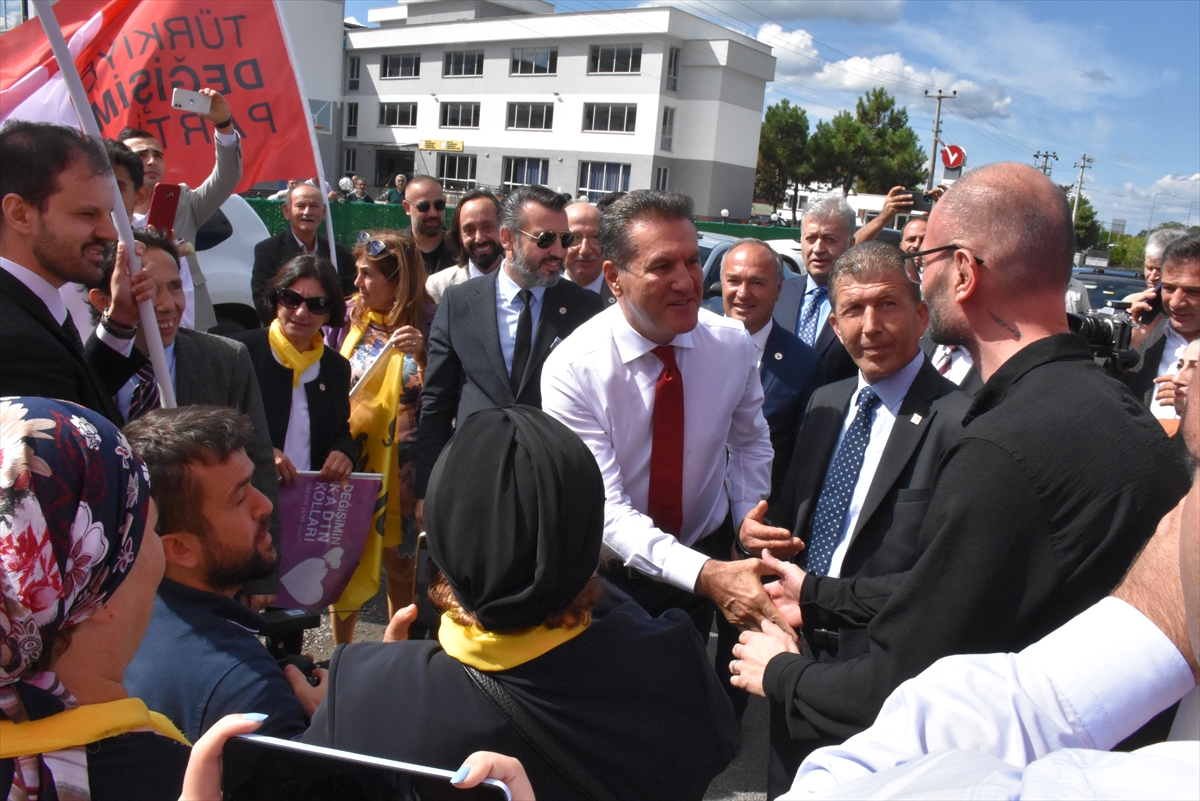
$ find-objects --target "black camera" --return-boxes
[908,191,935,213]
[259,608,323,686]
[1068,306,1134,366]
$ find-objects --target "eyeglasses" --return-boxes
[277,288,332,314]
[901,244,985,283]
[413,199,447,213]
[355,230,391,259]
[518,229,576,249]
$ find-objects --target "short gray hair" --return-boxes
[828,241,920,306]
[804,193,857,240]
[499,184,568,233]
[1146,228,1187,262]
[286,182,324,208]
[599,190,694,271]
[722,238,783,282]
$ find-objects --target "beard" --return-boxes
[471,239,502,272]
[32,226,106,286]
[510,245,562,288]
[202,516,279,592]
[416,216,444,238]
[924,270,970,347]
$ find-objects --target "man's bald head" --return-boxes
[933,163,1075,297]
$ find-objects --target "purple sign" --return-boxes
[274,472,382,609]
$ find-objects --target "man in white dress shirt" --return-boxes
[542,190,793,650]
[782,402,1200,799]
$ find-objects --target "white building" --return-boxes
[338,0,776,217]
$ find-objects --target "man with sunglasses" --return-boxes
[402,176,457,274]
[251,183,356,323]
[731,163,1191,799]
[415,185,603,514]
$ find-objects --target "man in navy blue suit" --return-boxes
[722,239,821,503]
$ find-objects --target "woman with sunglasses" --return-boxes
[240,254,358,486]
[324,230,433,645]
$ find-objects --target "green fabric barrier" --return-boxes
[695,221,800,241]
[245,199,453,249]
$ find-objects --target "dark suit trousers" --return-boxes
[600,514,747,714]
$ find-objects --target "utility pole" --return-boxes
[1071,154,1093,226]
[924,89,956,191]
[1033,151,1058,177]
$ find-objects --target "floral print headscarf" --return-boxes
[0,397,150,723]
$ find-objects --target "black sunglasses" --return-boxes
[901,244,985,283]
[277,288,332,314]
[518,229,576,249]
[355,230,391,259]
[414,199,447,213]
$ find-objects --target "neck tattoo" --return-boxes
[987,309,1022,340]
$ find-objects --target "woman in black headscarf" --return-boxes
[302,406,739,801]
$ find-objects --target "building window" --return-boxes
[583,103,637,133]
[666,46,681,91]
[379,102,418,127]
[655,166,669,191]
[437,153,476,191]
[344,148,357,175]
[345,103,359,137]
[501,157,550,192]
[506,103,554,130]
[510,47,557,76]
[440,102,480,128]
[588,44,642,74]
[660,107,675,151]
[382,53,420,79]
[347,56,361,91]
[578,161,631,202]
[444,50,484,77]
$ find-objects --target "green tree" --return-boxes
[1059,185,1103,251]
[754,99,810,212]
[853,88,927,193]
[1109,233,1145,269]
[808,88,926,194]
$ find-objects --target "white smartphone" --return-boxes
[171,87,212,116]
[221,734,513,800]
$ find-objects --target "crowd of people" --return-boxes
[2,104,1198,801]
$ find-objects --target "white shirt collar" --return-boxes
[749,319,773,354]
[497,264,546,305]
[610,305,696,365]
[291,230,318,254]
[1,256,67,324]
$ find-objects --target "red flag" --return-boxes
[1,0,316,192]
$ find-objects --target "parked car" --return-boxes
[699,232,803,314]
[196,195,271,334]
[1072,268,1147,310]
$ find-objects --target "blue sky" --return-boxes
[344,0,1200,233]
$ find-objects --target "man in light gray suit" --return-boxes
[426,189,504,304]
[89,230,280,606]
[120,88,242,332]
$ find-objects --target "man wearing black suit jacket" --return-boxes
[414,185,604,515]
[0,121,149,426]
[739,242,971,793]
[772,194,860,386]
[721,239,821,502]
[251,183,355,322]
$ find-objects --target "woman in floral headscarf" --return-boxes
[1,397,187,800]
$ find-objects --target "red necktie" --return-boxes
[934,345,957,375]
[648,345,684,538]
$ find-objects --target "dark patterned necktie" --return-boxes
[934,345,957,375]
[796,285,827,346]
[127,364,161,422]
[806,386,882,576]
[60,311,84,353]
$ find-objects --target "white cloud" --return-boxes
[756,24,1012,119]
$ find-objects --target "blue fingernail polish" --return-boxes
[451,765,470,783]
[242,713,268,722]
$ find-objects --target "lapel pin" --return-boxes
[910,413,923,425]
[318,383,325,391]
[774,352,783,360]
[559,306,567,314]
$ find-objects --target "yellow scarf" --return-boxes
[0,697,190,759]
[269,318,324,388]
[437,612,588,672]
[338,308,392,360]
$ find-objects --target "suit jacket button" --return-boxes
[559,307,567,314]
[774,352,783,360]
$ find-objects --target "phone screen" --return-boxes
[221,735,511,801]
